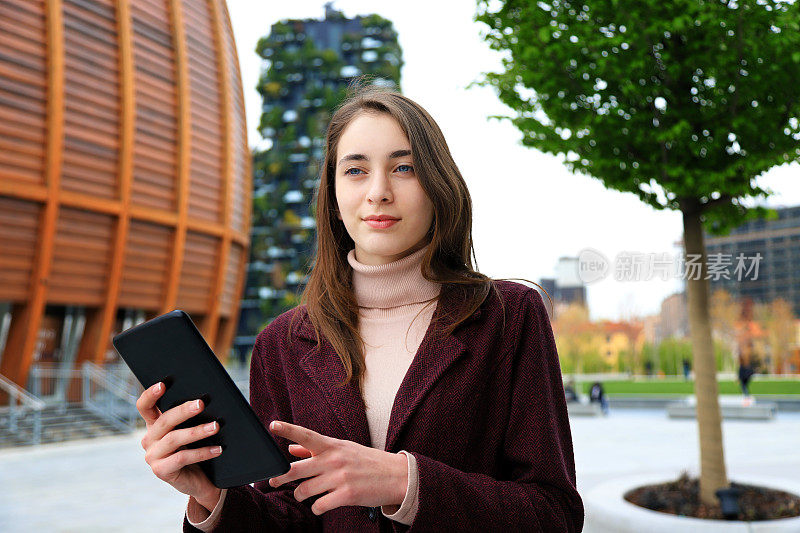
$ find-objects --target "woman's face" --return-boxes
[334,112,434,266]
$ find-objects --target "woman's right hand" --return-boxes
[136,382,223,511]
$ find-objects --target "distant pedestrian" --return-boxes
[738,358,755,397]
[564,378,578,403]
[682,358,691,380]
[589,381,608,415]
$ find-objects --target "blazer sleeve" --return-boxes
[183,317,323,533]
[394,288,584,533]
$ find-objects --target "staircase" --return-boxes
[0,362,142,448]
[0,361,249,449]
[0,404,141,449]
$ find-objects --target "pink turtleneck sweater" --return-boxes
[187,244,439,529]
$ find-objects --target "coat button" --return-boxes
[367,506,378,521]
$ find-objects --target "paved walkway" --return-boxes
[0,432,189,532]
[571,409,800,495]
[2,409,799,532]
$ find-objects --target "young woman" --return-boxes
[136,83,584,532]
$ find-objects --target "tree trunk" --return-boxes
[683,208,729,504]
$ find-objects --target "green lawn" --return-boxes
[579,379,800,396]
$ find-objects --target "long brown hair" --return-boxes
[289,79,551,395]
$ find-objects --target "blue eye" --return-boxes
[396,164,414,173]
[344,168,364,175]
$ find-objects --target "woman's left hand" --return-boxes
[267,420,409,516]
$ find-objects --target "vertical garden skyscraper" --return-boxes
[234,4,403,356]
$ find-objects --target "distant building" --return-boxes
[702,204,800,318]
[539,256,587,319]
[655,292,689,343]
[236,4,403,356]
[596,320,645,368]
[0,0,250,389]
[551,314,645,372]
[640,314,660,345]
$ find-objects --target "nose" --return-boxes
[366,169,393,204]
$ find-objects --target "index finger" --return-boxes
[270,421,330,451]
[135,382,164,425]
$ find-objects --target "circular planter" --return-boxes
[583,474,800,532]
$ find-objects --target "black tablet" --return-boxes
[112,310,290,488]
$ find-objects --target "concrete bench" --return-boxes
[567,402,604,417]
[666,397,777,420]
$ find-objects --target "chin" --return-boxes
[357,239,416,261]
[360,242,406,256]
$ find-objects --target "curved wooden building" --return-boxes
[0,0,251,389]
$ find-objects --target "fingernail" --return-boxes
[211,446,222,454]
[271,422,281,431]
[153,383,162,393]
[204,421,217,433]
[193,399,201,411]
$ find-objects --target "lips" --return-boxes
[364,218,399,229]
[363,216,400,221]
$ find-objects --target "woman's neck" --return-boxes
[347,244,441,309]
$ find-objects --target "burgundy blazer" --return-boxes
[184,280,584,532]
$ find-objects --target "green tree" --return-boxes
[552,302,594,373]
[475,0,800,504]
[658,337,694,375]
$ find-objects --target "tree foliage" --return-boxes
[475,0,800,234]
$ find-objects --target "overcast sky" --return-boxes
[226,0,800,321]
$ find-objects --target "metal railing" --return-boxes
[0,373,45,445]
[28,364,82,412]
[4,358,250,447]
[81,361,140,432]
[7,362,143,445]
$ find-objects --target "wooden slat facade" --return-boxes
[0,0,251,388]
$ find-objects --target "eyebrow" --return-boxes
[338,149,412,167]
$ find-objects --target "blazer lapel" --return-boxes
[295,285,484,452]
[382,313,468,453]
[298,334,372,447]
